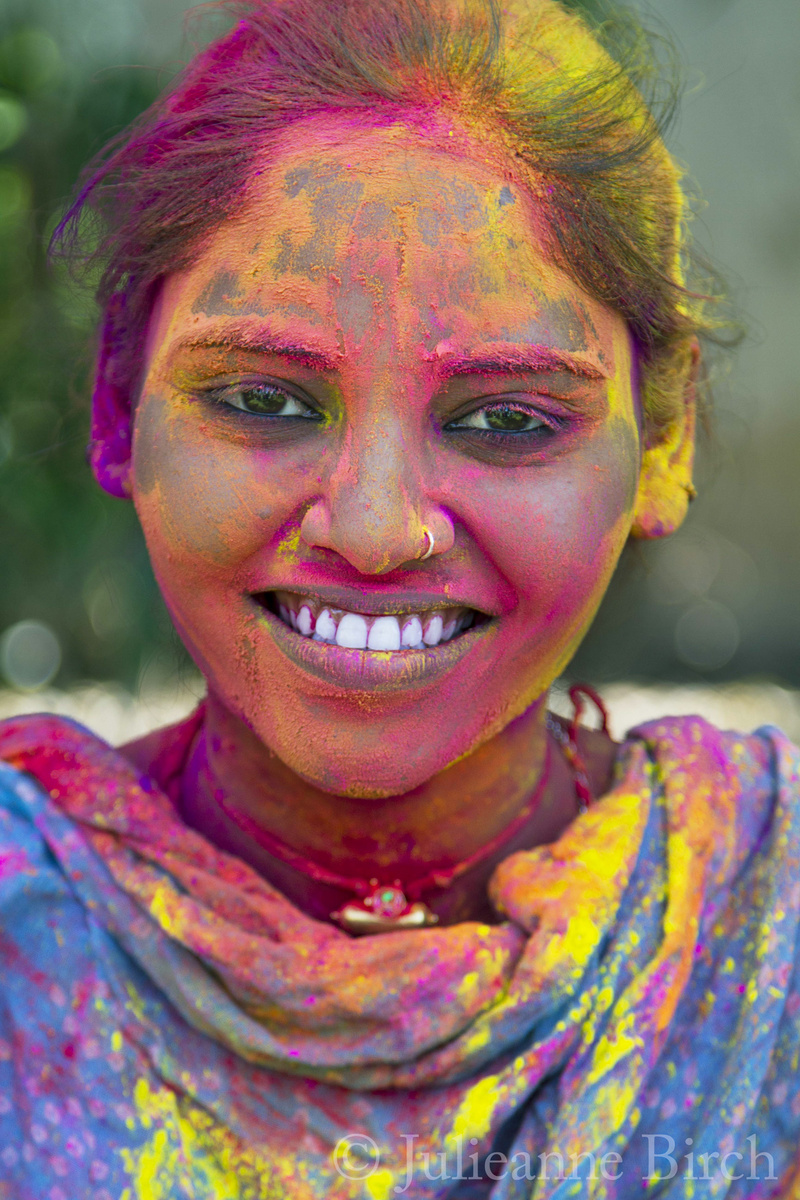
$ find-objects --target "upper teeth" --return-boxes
[273,593,475,651]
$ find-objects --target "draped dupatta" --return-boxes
[0,710,799,1198]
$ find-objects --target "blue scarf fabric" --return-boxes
[0,712,799,1199]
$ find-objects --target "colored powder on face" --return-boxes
[131,121,643,805]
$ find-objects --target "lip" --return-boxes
[252,598,493,692]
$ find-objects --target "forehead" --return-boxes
[158,119,616,365]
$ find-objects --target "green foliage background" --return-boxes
[0,5,188,690]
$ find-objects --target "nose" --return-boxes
[299,418,454,574]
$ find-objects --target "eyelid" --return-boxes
[445,396,561,430]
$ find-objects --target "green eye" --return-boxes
[484,406,541,432]
[451,404,546,433]
[220,384,321,419]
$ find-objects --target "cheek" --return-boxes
[447,421,640,620]
[131,396,312,581]
[133,399,256,572]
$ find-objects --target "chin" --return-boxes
[241,701,491,798]
[167,583,570,796]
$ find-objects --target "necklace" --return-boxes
[209,688,608,935]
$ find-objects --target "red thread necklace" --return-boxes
[210,686,609,935]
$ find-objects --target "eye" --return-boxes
[215,382,322,420]
[447,402,548,434]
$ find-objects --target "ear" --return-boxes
[89,298,133,500]
[630,340,699,540]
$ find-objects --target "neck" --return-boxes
[171,690,584,925]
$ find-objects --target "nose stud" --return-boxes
[419,529,435,561]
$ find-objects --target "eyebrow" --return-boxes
[172,326,341,373]
[434,347,606,381]
[171,326,605,381]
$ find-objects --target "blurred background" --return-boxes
[0,0,799,740]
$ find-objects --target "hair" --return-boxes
[53,0,731,434]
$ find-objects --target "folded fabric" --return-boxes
[0,710,798,1198]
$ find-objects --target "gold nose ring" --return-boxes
[420,529,435,561]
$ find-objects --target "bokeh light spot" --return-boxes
[0,28,63,95]
[675,601,740,672]
[0,620,62,691]
[0,93,27,152]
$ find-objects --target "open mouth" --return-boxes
[255,591,487,652]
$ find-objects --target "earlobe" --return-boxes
[630,341,699,540]
[89,302,134,500]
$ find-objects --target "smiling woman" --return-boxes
[133,124,643,807]
[0,1,799,1197]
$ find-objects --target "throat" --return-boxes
[174,691,583,929]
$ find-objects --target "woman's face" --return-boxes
[132,119,642,797]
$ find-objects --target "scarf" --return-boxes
[0,709,798,1198]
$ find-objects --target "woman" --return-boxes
[0,0,798,1196]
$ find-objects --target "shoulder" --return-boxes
[0,754,101,1003]
[0,719,131,1024]
[0,756,105,1056]
[622,712,799,884]
[0,713,123,938]
[0,737,160,1198]
[623,711,787,795]
[0,756,66,899]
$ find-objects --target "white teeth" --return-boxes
[316,608,337,641]
[423,614,444,646]
[401,616,423,647]
[274,593,477,653]
[336,612,368,649]
[367,616,401,651]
